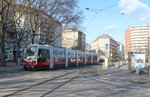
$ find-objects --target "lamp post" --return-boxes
[85,8,103,13]
[148,38,150,65]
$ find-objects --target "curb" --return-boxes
[129,80,150,84]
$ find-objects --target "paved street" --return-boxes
[0,64,150,97]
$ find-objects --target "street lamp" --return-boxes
[85,8,103,13]
[85,8,89,10]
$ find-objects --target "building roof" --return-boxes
[63,28,85,35]
[93,34,113,42]
[117,42,123,45]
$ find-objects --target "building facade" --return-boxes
[62,28,86,51]
[125,25,150,59]
[3,2,62,61]
[91,34,118,61]
[6,3,62,48]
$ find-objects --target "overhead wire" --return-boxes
[86,0,129,29]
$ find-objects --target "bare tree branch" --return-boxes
[5,0,36,28]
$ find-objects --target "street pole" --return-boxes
[128,52,131,71]
[148,38,150,75]
[149,38,150,65]
[103,57,108,69]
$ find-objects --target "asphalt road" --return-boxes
[0,65,150,97]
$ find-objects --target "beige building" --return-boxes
[91,34,118,61]
[62,28,86,51]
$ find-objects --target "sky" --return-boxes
[78,0,150,44]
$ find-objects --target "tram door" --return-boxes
[53,47,66,68]
[78,51,85,66]
[37,47,50,69]
[67,49,76,67]
[86,53,92,65]
[93,54,98,64]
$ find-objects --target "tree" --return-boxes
[28,0,83,45]
[0,0,35,66]
[0,0,82,66]
[6,22,31,64]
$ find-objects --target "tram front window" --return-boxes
[26,46,37,58]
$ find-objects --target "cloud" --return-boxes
[118,0,150,21]
[104,26,117,30]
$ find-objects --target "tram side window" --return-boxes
[59,51,65,62]
[53,49,65,62]
[38,49,49,62]
[68,52,76,62]
[53,50,59,62]
[93,55,97,61]
[87,55,91,61]
[78,53,84,62]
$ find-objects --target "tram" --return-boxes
[23,44,99,70]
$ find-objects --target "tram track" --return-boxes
[36,66,119,95]
[37,67,150,97]
[0,64,101,76]
[2,70,77,97]
[40,76,78,97]
[2,65,97,97]
[40,66,101,97]
[83,75,121,87]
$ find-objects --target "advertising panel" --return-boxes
[133,53,145,69]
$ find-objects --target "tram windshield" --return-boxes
[25,46,37,58]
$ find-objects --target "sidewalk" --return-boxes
[114,64,150,84]
[101,63,150,84]
[0,62,23,73]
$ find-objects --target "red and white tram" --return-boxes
[23,44,99,70]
